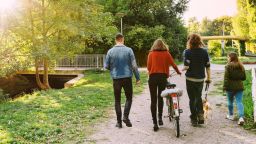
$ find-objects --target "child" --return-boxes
[223,52,246,125]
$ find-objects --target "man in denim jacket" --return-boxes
[105,33,140,128]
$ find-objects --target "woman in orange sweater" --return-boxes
[147,39,181,131]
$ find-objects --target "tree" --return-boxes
[211,16,233,36]
[199,17,214,36]
[232,0,256,54]
[8,0,116,89]
[98,0,189,65]
[187,17,200,34]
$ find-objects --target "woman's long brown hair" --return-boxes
[187,34,205,49]
[150,39,169,51]
[228,52,244,70]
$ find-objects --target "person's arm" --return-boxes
[130,49,140,82]
[147,52,152,73]
[223,65,229,91]
[182,49,190,71]
[241,66,246,81]
[168,52,181,75]
[104,50,111,70]
[205,51,211,83]
[206,67,211,82]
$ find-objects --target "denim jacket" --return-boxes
[104,44,140,80]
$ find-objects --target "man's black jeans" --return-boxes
[186,79,204,120]
[113,78,133,123]
[148,74,167,124]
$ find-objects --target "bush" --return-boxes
[208,40,222,57]
[224,47,239,55]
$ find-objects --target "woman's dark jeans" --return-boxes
[186,79,204,120]
[148,74,167,124]
[113,78,133,123]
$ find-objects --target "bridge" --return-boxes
[201,35,249,56]
[54,54,106,70]
[201,36,249,41]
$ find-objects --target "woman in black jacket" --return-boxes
[223,52,246,125]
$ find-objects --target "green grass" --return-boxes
[174,59,183,65]
[211,56,256,64]
[243,71,256,129]
[0,70,148,143]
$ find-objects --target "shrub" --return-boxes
[208,40,222,57]
[224,47,239,55]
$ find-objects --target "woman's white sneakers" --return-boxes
[226,115,244,125]
[238,117,245,125]
[226,114,234,121]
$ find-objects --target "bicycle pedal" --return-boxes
[179,109,183,113]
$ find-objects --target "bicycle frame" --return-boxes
[169,93,180,117]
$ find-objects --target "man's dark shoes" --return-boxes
[158,119,163,126]
[153,124,159,132]
[115,122,122,128]
[198,114,204,124]
[123,118,132,127]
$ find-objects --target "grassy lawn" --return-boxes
[211,57,256,64]
[0,70,148,143]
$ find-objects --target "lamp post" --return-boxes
[221,22,225,56]
[116,12,125,35]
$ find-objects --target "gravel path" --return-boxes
[88,71,256,144]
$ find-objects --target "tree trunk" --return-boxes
[43,58,51,89]
[35,58,47,90]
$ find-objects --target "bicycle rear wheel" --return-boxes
[168,99,174,121]
[175,117,180,137]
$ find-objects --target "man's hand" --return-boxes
[136,80,141,85]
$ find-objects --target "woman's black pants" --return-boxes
[148,74,167,124]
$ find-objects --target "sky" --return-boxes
[183,0,237,22]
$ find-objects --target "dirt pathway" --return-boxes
[88,71,256,144]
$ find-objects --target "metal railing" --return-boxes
[56,54,106,69]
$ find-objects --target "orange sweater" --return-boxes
[147,51,180,77]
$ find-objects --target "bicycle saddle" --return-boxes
[166,82,176,88]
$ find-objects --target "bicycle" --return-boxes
[161,72,183,138]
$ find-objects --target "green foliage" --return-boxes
[187,17,200,34]
[243,71,256,129]
[98,0,189,64]
[224,47,239,55]
[0,71,148,143]
[0,0,117,75]
[211,16,233,36]
[233,0,256,41]
[126,25,165,51]
[208,40,222,57]
[187,16,233,36]
[199,17,213,36]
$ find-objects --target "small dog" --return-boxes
[203,99,212,119]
